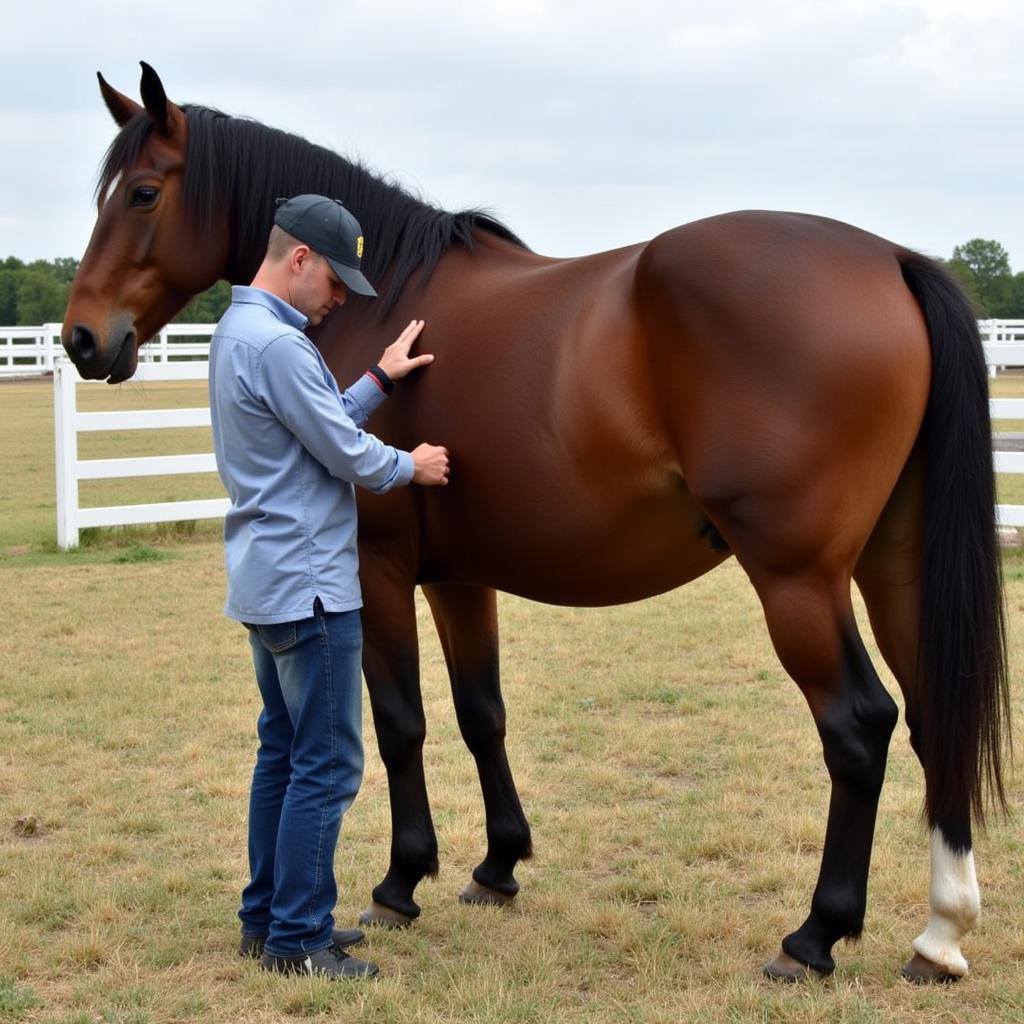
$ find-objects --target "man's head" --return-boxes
[274,196,376,298]
[252,195,376,326]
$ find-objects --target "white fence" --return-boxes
[981,320,1024,378]
[0,324,64,375]
[2,323,215,377]
[978,320,1024,343]
[46,337,1024,549]
[54,360,228,549]
[989,344,1024,528]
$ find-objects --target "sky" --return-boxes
[2,0,1023,269]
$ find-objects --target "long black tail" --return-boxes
[900,253,1010,849]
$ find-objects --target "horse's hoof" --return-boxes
[763,950,828,982]
[459,879,516,907]
[900,953,961,984]
[358,901,414,929]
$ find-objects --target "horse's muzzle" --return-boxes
[64,323,138,383]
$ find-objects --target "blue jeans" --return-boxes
[238,601,364,956]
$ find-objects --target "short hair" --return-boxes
[266,225,307,262]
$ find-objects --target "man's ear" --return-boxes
[290,245,313,272]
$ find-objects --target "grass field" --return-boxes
[0,376,1022,1023]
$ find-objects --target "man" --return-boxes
[209,194,449,980]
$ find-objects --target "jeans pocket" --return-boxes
[255,621,299,653]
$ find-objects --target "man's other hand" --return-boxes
[411,443,450,486]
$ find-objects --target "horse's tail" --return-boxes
[900,252,1010,844]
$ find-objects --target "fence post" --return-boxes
[53,363,81,550]
[979,320,997,378]
[42,323,61,371]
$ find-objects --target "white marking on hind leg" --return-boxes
[911,828,980,977]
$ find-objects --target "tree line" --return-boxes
[0,256,230,326]
[2,238,1023,325]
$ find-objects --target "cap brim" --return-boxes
[325,256,377,297]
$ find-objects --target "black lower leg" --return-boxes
[784,631,898,974]
[470,746,533,894]
[370,763,439,919]
[425,583,532,897]
[361,580,439,921]
[782,787,884,973]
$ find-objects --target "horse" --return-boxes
[62,62,1010,983]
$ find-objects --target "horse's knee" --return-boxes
[371,702,427,768]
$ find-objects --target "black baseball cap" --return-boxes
[274,195,377,297]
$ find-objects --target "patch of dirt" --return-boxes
[12,815,47,839]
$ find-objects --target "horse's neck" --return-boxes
[311,229,550,376]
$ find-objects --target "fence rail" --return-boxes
[978,319,1024,343]
[54,360,228,549]
[2,323,215,377]
[0,324,63,375]
[47,332,1024,549]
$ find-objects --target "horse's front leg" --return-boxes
[423,583,533,905]
[357,550,437,927]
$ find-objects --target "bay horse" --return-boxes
[63,63,1010,983]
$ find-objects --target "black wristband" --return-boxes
[367,364,395,395]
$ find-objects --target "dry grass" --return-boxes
[0,376,1022,1023]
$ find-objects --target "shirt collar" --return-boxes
[230,285,309,331]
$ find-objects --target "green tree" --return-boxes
[50,257,79,286]
[948,239,1013,316]
[1005,273,1024,319]
[15,268,65,323]
[0,269,17,323]
[173,279,231,323]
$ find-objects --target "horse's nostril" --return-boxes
[71,325,97,362]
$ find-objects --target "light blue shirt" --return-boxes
[209,286,414,624]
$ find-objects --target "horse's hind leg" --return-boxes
[855,464,980,981]
[745,563,899,980]
[422,583,533,905]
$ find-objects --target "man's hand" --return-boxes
[378,320,433,381]
[411,443,450,486]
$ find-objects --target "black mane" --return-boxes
[97,105,527,313]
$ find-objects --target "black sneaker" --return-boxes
[239,927,365,959]
[260,942,379,979]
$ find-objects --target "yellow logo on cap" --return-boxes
[356,236,364,259]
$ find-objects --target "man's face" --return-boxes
[290,248,348,325]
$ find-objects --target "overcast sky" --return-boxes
[3,0,1022,270]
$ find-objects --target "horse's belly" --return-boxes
[423,482,729,607]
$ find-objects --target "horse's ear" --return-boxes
[97,72,143,127]
[139,61,186,142]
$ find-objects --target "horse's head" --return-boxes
[63,63,230,381]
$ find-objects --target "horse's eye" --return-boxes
[130,186,160,208]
